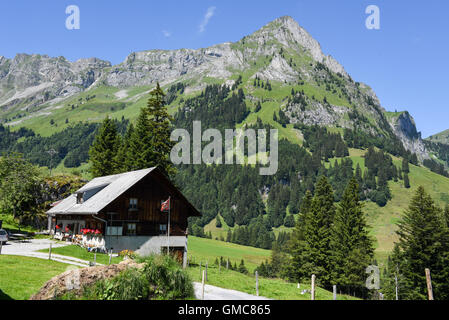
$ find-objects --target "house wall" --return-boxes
[99,174,190,236]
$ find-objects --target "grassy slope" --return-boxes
[187,236,356,300]
[426,128,449,145]
[0,255,71,300]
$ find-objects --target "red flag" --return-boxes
[161,198,170,212]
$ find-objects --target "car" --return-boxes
[0,229,8,245]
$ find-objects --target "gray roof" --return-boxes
[47,168,156,215]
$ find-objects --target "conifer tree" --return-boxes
[385,186,449,300]
[286,190,311,281]
[402,157,410,173]
[330,178,374,293]
[289,177,336,285]
[89,116,121,177]
[403,173,410,189]
[115,123,134,173]
[127,83,175,176]
[444,204,449,228]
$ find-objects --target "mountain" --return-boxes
[0,16,432,161]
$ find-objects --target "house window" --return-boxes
[127,223,136,236]
[76,193,84,204]
[159,224,167,235]
[129,198,138,210]
[106,226,123,236]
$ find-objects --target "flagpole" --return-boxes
[167,196,171,255]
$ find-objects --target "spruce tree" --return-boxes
[403,173,410,189]
[127,83,175,175]
[444,204,449,228]
[89,116,121,177]
[330,178,374,294]
[287,190,312,281]
[402,157,410,173]
[386,186,449,300]
[115,123,134,173]
[146,83,176,176]
[291,177,336,285]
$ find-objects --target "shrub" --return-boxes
[138,254,194,300]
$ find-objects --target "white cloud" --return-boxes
[162,30,172,38]
[199,6,216,33]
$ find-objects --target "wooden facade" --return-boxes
[52,168,200,242]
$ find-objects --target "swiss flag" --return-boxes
[161,198,170,212]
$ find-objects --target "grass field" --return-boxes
[38,245,123,265]
[186,265,357,300]
[186,236,356,300]
[187,236,270,272]
[0,255,71,300]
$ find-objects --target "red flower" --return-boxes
[55,225,60,229]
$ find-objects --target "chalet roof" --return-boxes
[47,167,201,217]
[47,168,155,215]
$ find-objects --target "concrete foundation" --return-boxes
[105,235,187,256]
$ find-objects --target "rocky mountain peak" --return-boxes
[258,16,348,77]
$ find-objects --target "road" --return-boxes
[193,282,271,300]
[0,238,89,267]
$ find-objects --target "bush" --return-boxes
[62,254,194,300]
[138,254,194,300]
[95,268,149,300]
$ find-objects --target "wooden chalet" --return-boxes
[46,167,200,263]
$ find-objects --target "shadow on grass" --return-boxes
[0,288,13,300]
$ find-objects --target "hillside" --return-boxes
[427,128,449,145]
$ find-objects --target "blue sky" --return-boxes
[1,0,448,137]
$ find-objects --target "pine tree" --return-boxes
[127,83,175,175]
[402,157,410,173]
[403,173,410,189]
[145,83,176,176]
[115,123,134,173]
[386,186,449,300]
[89,116,121,177]
[289,177,336,285]
[330,178,374,294]
[444,204,449,228]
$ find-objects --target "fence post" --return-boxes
[425,268,434,300]
[199,262,202,279]
[333,285,337,300]
[311,274,316,300]
[226,259,229,270]
[94,253,97,266]
[201,270,206,300]
[219,259,221,273]
[109,250,112,265]
[0,241,2,255]
[256,271,259,296]
[48,243,52,260]
[205,261,208,282]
